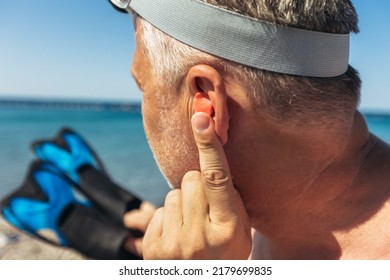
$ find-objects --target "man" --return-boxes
[115,0,390,259]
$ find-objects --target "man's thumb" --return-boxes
[192,112,211,133]
[191,112,218,151]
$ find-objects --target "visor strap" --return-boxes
[130,0,350,77]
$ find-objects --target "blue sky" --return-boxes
[0,0,389,111]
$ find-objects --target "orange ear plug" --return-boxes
[193,92,214,116]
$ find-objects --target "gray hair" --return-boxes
[139,0,361,125]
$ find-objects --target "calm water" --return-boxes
[0,108,389,206]
[0,108,169,206]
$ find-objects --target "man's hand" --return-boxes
[142,112,252,259]
[123,201,157,257]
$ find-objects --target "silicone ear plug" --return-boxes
[193,92,214,116]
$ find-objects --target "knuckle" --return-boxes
[181,171,202,194]
[182,170,201,185]
[152,207,164,220]
[155,207,165,214]
[202,168,230,187]
[196,137,220,154]
[164,189,181,206]
[196,137,215,151]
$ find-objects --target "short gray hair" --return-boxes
[139,0,361,125]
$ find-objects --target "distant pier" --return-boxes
[0,98,141,113]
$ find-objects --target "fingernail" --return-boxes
[192,113,210,132]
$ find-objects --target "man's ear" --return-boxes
[186,65,229,145]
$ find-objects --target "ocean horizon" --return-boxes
[0,99,389,206]
[0,102,169,206]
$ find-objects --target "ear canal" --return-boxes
[193,92,214,116]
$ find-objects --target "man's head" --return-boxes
[130,0,361,189]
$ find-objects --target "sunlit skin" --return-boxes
[131,33,199,190]
[123,21,390,259]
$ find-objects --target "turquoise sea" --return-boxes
[0,106,169,206]
[0,105,389,206]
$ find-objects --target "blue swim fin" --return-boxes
[31,128,142,227]
[0,161,141,259]
[1,161,84,245]
[32,128,106,184]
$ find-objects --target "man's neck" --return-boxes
[229,111,390,259]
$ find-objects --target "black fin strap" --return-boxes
[77,166,142,226]
[59,204,141,260]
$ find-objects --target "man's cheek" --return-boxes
[141,102,158,136]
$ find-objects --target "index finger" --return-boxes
[191,112,238,223]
